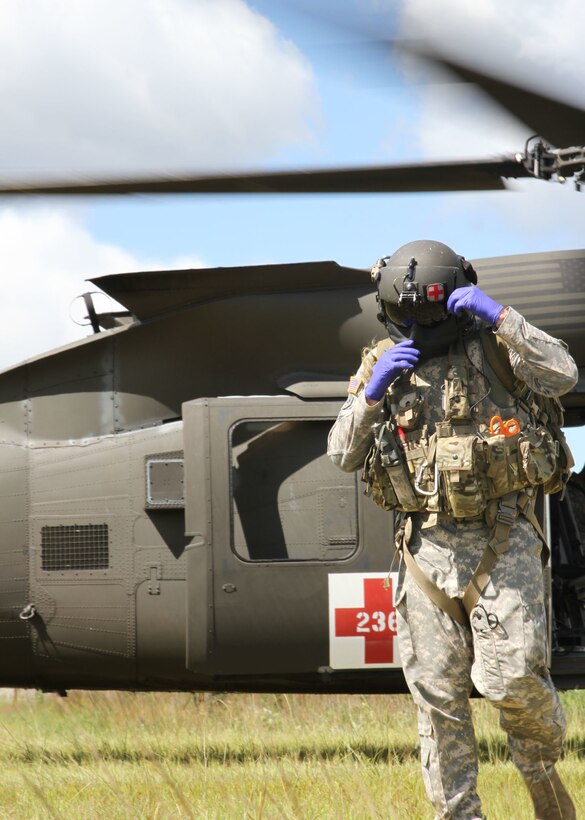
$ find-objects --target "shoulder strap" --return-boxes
[358,337,396,388]
[395,516,468,626]
[482,328,568,425]
[480,331,524,399]
[374,337,395,357]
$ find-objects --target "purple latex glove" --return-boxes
[447,286,504,326]
[365,340,421,402]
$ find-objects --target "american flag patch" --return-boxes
[348,375,362,395]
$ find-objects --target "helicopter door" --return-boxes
[183,396,391,677]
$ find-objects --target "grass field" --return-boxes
[0,688,583,819]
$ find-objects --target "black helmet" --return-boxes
[371,239,477,328]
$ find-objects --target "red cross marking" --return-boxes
[334,577,397,664]
[427,283,445,302]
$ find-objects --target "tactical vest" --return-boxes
[362,332,574,518]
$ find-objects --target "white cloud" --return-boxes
[0,206,204,370]
[0,1,322,372]
[399,0,585,81]
[0,0,317,177]
[409,83,529,159]
[396,0,585,158]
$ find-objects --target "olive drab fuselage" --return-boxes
[0,255,584,696]
[361,330,568,518]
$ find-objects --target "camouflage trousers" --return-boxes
[396,514,566,820]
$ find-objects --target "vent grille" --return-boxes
[41,524,110,571]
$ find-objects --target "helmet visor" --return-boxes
[383,282,449,327]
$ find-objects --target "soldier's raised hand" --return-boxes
[365,340,421,402]
[447,286,504,326]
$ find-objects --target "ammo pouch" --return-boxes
[436,432,486,519]
[362,443,398,511]
[433,423,561,519]
[362,421,424,512]
[365,421,563,518]
[543,423,574,495]
[484,426,559,499]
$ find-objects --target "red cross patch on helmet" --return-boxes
[425,283,445,302]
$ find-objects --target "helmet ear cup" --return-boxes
[459,256,477,285]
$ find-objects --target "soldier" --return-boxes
[328,240,578,819]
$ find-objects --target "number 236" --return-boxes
[356,610,397,633]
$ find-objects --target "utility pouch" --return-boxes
[543,425,574,495]
[382,461,422,511]
[485,425,561,499]
[444,358,470,421]
[380,428,424,512]
[519,427,558,486]
[436,434,486,518]
[362,446,398,511]
[485,434,523,498]
[376,421,423,511]
[394,388,424,431]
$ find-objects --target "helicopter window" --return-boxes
[230,419,358,561]
[41,524,109,571]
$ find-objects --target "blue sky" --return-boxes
[0,0,583,460]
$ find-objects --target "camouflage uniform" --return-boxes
[328,308,578,819]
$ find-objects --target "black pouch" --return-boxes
[362,446,398,511]
[370,422,425,512]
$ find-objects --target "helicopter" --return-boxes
[0,10,585,696]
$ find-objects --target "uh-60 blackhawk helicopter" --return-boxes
[0,43,585,697]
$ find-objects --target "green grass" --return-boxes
[0,689,582,818]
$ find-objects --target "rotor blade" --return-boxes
[418,50,585,148]
[91,260,370,320]
[0,157,530,196]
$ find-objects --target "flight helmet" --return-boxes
[371,239,477,328]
